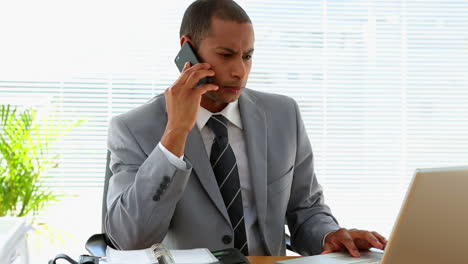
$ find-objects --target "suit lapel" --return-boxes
[184,121,231,224]
[239,90,270,254]
[157,95,230,223]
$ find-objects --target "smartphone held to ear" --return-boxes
[174,42,213,86]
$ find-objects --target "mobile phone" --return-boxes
[174,42,212,86]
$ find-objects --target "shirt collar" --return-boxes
[197,100,243,130]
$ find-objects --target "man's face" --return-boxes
[195,17,254,112]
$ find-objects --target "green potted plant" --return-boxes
[0,104,82,217]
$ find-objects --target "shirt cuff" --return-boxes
[158,142,187,170]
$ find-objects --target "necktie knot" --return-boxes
[207,115,229,139]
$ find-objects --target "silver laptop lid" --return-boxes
[382,166,468,264]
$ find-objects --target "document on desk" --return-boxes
[106,246,219,264]
[276,250,383,264]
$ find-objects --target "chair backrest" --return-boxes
[85,151,115,256]
[102,150,113,232]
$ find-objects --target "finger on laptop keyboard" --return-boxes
[365,232,384,249]
[371,231,388,248]
[341,232,360,257]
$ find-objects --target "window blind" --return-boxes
[1,0,468,256]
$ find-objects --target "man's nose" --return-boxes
[231,56,247,80]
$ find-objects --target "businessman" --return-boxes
[105,0,387,256]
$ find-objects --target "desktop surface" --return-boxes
[247,256,299,264]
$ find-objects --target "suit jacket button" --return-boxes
[160,181,169,189]
[152,194,161,201]
[162,176,171,184]
[222,235,232,244]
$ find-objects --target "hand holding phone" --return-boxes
[175,42,212,86]
[160,43,218,157]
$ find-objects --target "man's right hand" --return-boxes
[161,62,218,157]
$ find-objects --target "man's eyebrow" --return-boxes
[215,47,255,54]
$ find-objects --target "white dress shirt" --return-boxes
[159,100,265,255]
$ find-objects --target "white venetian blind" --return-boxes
[1,0,468,255]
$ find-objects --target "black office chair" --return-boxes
[85,151,294,256]
[85,151,114,257]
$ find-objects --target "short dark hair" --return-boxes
[179,0,251,49]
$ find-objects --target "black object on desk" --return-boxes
[212,248,251,264]
[48,254,100,264]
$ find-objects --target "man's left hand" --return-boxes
[321,228,387,257]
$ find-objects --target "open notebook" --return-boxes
[105,245,219,264]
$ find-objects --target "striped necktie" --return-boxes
[206,114,249,256]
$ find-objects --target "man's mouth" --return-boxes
[223,86,243,94]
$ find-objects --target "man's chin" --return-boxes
[205,88,243,103]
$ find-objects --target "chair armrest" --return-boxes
[85,233,108,257]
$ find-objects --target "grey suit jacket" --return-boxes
[105,88,340,256]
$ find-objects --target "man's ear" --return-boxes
[180,35,194,47]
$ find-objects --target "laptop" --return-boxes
[278,166,468,264]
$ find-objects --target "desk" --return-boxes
[247,256,300,264]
